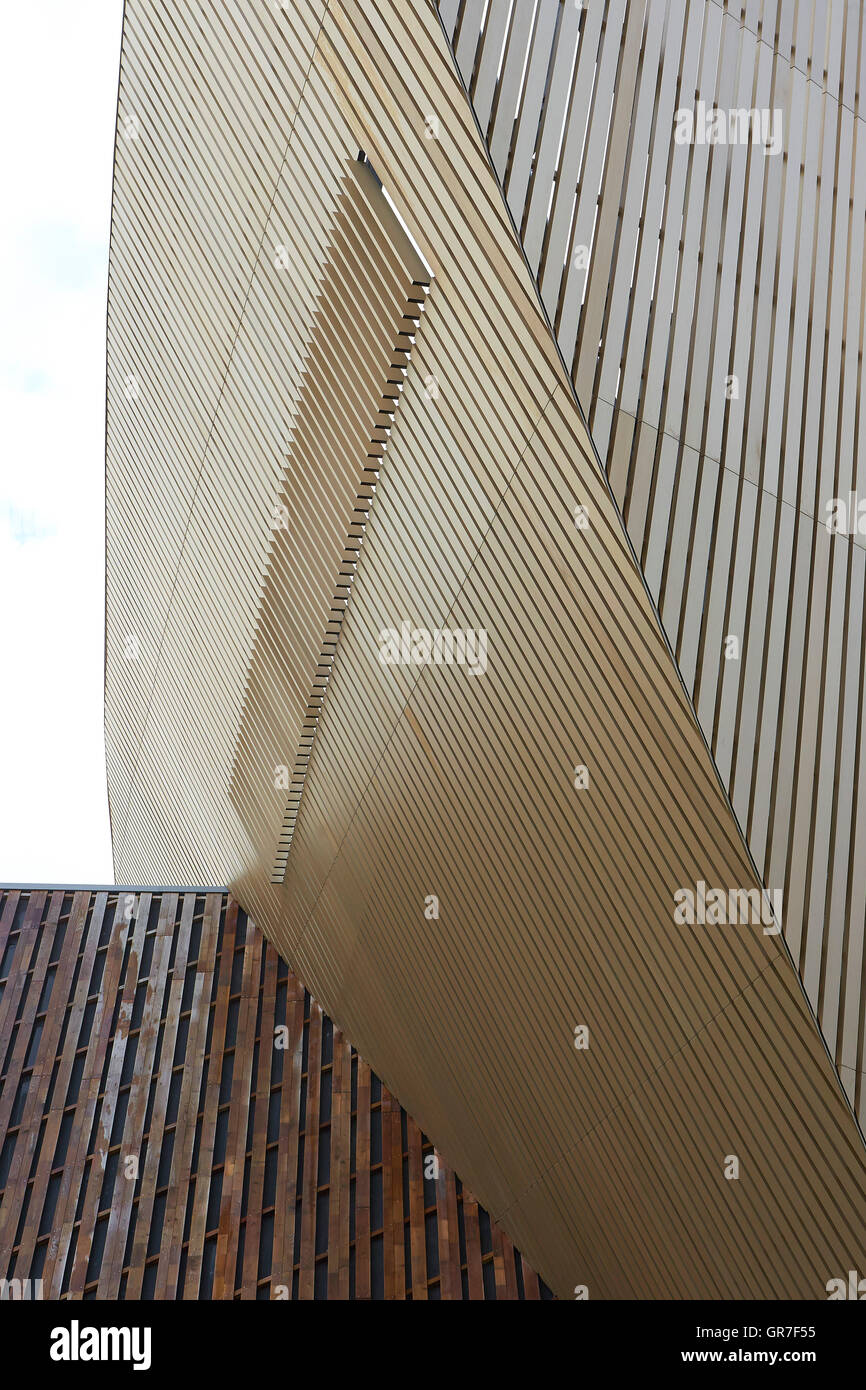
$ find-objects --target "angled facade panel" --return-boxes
[436,0,866,1127]
[104,0,866,1298]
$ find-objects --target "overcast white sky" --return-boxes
[0,1,124,883]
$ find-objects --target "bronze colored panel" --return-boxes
[0,888,544,1299]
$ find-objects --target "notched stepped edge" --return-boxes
[271,157,432,881]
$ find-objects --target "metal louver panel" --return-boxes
[436,0,866,1130]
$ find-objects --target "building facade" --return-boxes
[94,0,866,1298]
